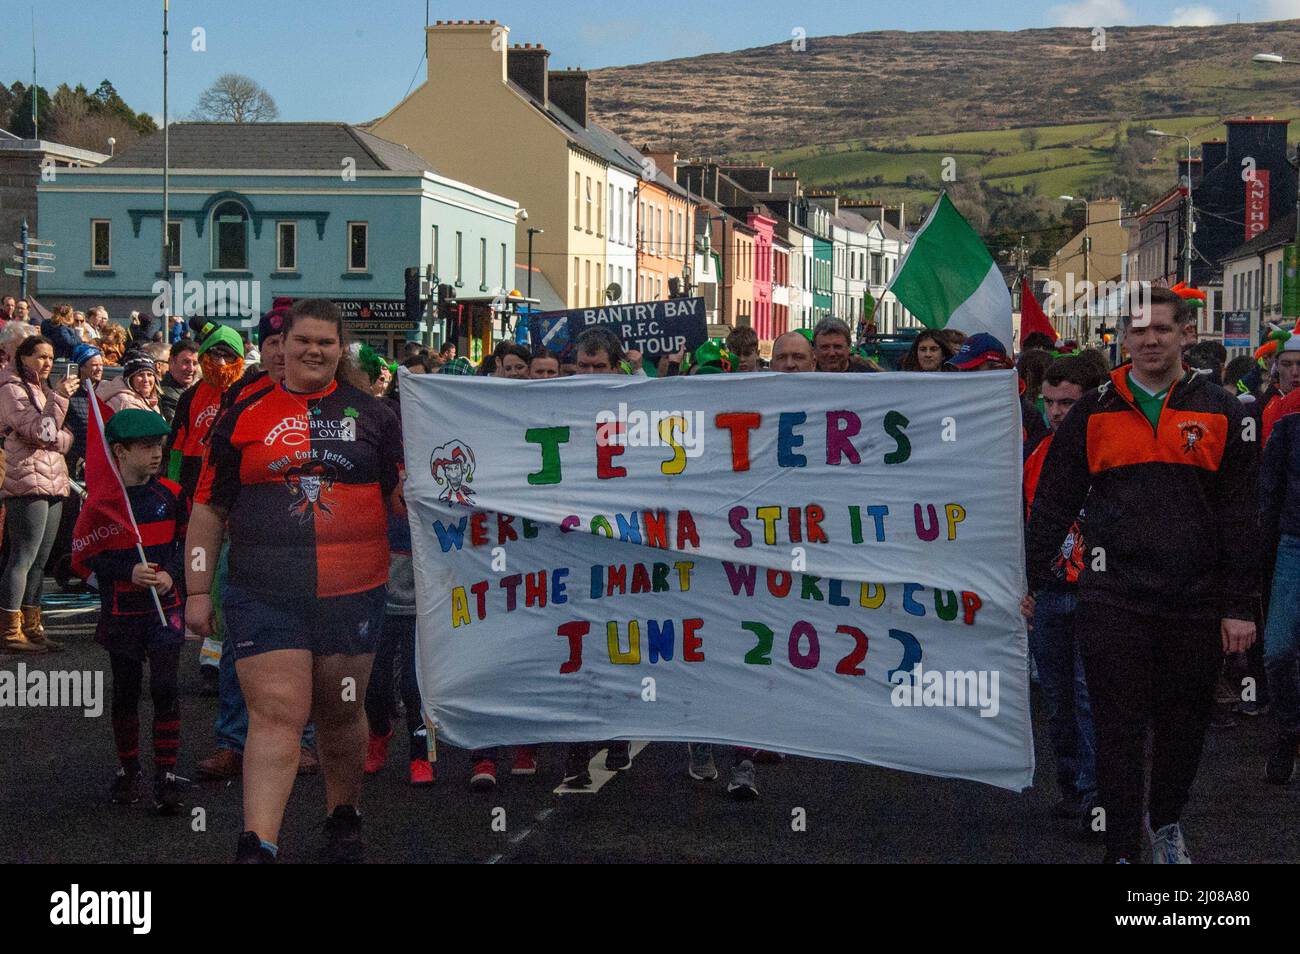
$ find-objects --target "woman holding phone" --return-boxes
[0,335,78,653]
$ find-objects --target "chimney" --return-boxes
[643,148,678,183]
[1225,116,1289,174]
[507,43,550,105]
[1200,139,1227,171]
[807,191,839,216]
[549,68,589,126]
[427,20,507,85]
[1177,156,1203,188]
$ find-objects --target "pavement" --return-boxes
[2,586,1298,864]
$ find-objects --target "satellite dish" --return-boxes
[605,282,621,302]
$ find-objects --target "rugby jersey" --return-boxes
[195,379,401,599]
[87,477,186,619]
[168,380,229,504]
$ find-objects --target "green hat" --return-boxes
[684,338,734,375]
[105,409,170,445]
[198,324,245,359]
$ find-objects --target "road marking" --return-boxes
[553,741,648,796]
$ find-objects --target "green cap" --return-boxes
[198,324,246,358]
[104,409,171,444]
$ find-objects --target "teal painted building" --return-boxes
[36,123,519,352]
[812,236,833,323]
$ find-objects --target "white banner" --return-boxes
[401,370,1034,790]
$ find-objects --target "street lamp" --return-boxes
[1060,195,1091,340]
[526,227,544,300]
[1146,129,1194,287]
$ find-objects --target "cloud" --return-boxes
[1170,4,1222,24]
[1260,0,1300,19]
[1047,0,1135,26]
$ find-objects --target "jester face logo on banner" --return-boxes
[431,440,476,506]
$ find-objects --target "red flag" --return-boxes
[1019,277,1057,346]
[71,384,144,579]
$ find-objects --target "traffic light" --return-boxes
[437,282,456,313]
[404,267,421,325]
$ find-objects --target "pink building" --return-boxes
[747,212,776,340]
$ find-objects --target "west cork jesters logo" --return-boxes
[1178,421,1206,454]
[284,460,339,521]
[431,440,476,506]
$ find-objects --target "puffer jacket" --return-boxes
[97,374,161,414]
[0,366,72,498]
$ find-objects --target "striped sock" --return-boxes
[153,716,180,770]
[113,715,140,766]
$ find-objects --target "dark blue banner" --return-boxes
[527,298,707,361]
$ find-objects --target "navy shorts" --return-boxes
[223,583,386,660]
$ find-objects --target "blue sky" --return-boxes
[4,0,1298,124]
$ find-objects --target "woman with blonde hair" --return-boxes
[99,323,129,365]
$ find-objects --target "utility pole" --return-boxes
[161,0,171,295]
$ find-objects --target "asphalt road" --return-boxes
[3,592,1297,864]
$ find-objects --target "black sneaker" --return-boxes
[323,805,365,863]
[562,745,592,789]
[111,767,144,805]
[235,831,277,864]
[1265,733,1299,785]
[153,772,182,816]
[604,740,631,772]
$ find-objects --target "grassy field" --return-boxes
[751,110,1300,216]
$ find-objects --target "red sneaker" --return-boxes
[510,746,538,776]
[410,759,436,787]
[364,730,393,775]
[469,758,497,791]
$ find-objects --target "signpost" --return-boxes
[12,221,55,299]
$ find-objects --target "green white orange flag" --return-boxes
[885,193,1013,350]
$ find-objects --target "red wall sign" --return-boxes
[1246,169,1270,241]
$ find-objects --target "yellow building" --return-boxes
[374,19,620,311]
[1047,197,1129,341]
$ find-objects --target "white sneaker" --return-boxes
[1151,822,1192,864]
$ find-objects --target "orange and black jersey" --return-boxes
[195,379,401,600]
[1026,365,1260,621]
[168,380,228,504]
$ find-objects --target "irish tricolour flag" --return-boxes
[886,193,1013,350]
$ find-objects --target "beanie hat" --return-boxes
[70,343,102,367]
[197,323,245,359]
[258,297,294,342]
[122,349,157,381]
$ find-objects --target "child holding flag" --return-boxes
[72,406,187,815]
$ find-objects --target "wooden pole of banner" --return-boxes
[136,541,169,628]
